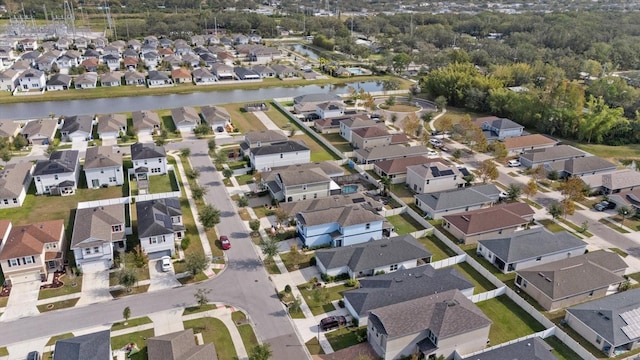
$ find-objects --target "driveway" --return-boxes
[147,259,181,292]
[76,262,112,306]
[101,138,117,147]
[1,280,41,321]
[137,133,153,143]
[71,140,88,153]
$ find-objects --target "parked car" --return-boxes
[319,315,347,331]
[508,159,521,167]
[160,256,172,272]
[499,191,509,200]
[220,235,231,250]
[26,352,40,360]
[595,201,616,211]
[429,138,443,148]
[427,150,439,157]
[304,113,320,121]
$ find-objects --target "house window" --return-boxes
[426,180,430,185]
[9,259,19,267]
[109,177,116,182]
[23,256,35,264]
[302,195,306,200]
[313,193,318,199]
[302,185,307,190]
[100,170,104,174]
[280,154,283,159]
[93,247,100,253]
[536,256,542,261]
[54,175,58,180]
[158,159,162,163]
[366,223,370,230]
[85,248,91,255]
[112,224,122,232]
[2,199,7,205]
[389,264,398,271]
[589,290,594,297]
[12,198,17,204]
[596,336,602,344]
[144,160,148,165]
[150,237,158,244]
[36,177,40,182]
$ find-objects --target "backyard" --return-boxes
[325,326,368,352]
[291,134,341,162]
[417,235,458,261]
[183,317,237,360]
[476,296,546,344]
[298,283,349,316]
[220,104,266,133]
[387,213,425,235]
[321,133,353,153]
[452,262,497,294]
[129,170,179,195]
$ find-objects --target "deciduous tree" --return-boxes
[478,159,499,184]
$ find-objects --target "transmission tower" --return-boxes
[104,1,117,39]
[63,0,76,38]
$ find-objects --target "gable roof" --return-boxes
[517,250,627,301]
[130,142,166,160]
[84,146,123,169]
[132,110,161,131]
[263,162,343,185]
[47,73,72,86]
[171,68,192,79]
[0,121,20,138]
[481,117,523,131]
[546,156,616,175]
[407,161,463,179]
[297,204,383,228]
[21,119,58,140]
[148,70,170,81]
[136,198,183,238]
[61,115,93,134]
[200,105,230,124]
[294,93,341,104]
[245,130,288,144]
[192,68,214,78]
[352,126,390,139]
[603,169,640,191]
[53,330,111,360]
[478,228,587,263]
[147,328,217,360]
[520,145,585,164]
[70,204,125,248]
[33,150,79,176]
[0,220,64,259]
[315,234,431,273]
[503,134,558,150]
[251,140,309,156]
[415,184,500,212]
[464,337,558,360]
[100,72,121,83]
[0,162,33,198]
[97,113,127,133]
[369,289,491,340]
[443,202,534,236]
[280,193,383,217]
[171,107,200,126]
[75,72,98,85]
[355,144,430,162]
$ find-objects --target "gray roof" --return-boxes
[478,228,587,263]
[132,110,161,131]
[70,204,125,248]
[84,146,122,169]
[0,121,20,138]
[245,130,287,144]
[407,162,463,179]
[53,330,111,360]
[274,167,330,187]
[263,162,344,182]
[368,289,491,339]
[315,235,432,273]
[297,204,383,228]
[0,162,32,198]
[464,337,558,360]
[280,193,383,216]
[520,145,585,164]
[545,156,616,175]
[124,70,146,80]
[61,115,93,135]
[136,198,183,238]
[344,265,474,316]
[47,73,72,86]
[21,119,58,140]
[251,140,309,156]
[566,288,640,347]
[171,107,200,126]
[147,328,217,360]
[192,67,214,78]
[200,105,230,125]
[75,72,98,85]
[603,170,640,191]
[415,184,500,212]
[294,93,341,104]
[148,70,170,81]
[131,142,166,160]
[33,150,79,176]
[355,144,430,162]
[484,117,523,131]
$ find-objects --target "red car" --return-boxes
[220,235,231,250]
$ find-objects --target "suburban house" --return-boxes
[503,134,558,155]
[241,130,288,156]
[211,63,235,81]
[262,162,344,202]
[565,288,640,358]
[142,51,160,69]
[340,117,383,142]
[97,113,127,140]
[414,184,501,220]
[33,150,80,196]
[406,162,467,194]
[373,156,434,184]
[315,235,432,279]
[474,116,524,141]
[136,198,184,258]
[368,289,492,360]
[74,72,98,89]
[293,93,342,114]
[271,64,298,79]
[130,142,167,179]
[296,203,385,247]
[201,105,231,131]
[147,70,173,87]
[102,54,121,71]
[147,329,216,360]
[280,192,383,218]
[56,51,81,71]
[83,146,124,188]
[316,101,346,119]
[0,162,33,209]
[60,115,94,142]
[0,120,21,140]
[17,68,46,91]
[124,70,146,86]
[0,219,65,285]
[249,140,311,171]
[100,72,121,87]
[53,330,111,360]
[355,145,431,165]
[544,156,617,178]
[0,69,20,91]
[170,106,200,132]
[252,65,275,78]
[171,68,192,84]
[313,114,369,134]
[477,228,588,274]
[441,202,535,244]
[192,67,216,85]
[234,67,261,80]
[515,250,628,311]
[582,169,640,195]
[351,126,392,150]
[132,110,161,135]
[80,58,99,72]
[519,145,586,168]
[21,119,58,145]
[608,188,640,212]
[46,73,72,91]
[461,337,557,360]
[343,265,475,325]
[70,204,126,272]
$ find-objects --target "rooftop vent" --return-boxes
[461,216,470,222]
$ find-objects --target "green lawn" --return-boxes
[46,333,74,346]
[252,206,276,218]
[232,311,259,352]
[184,318,238,360]
[37,298,79,313]
[38,274,82,300]
[539,219,565,233]
[611,215,640,231]
[111,316,153,331]
[111,328,155,360]
[110,284,150,298]
[183,304,218,316]
[387,213,425,235]
[0,347,7,356]
[417,235,458,261]
[325,326,367,352]
[236,174,255,185]
[476,296,546,344]
[220,104,266,133]
[305,337,325,355]
[463,246,516,283]
[558,218,593,237]
[109,252,151,286]
[545,336,582,360]
[452,262,497,294]
[599,219,631,233]
[291,134,341,162]
[265,104,293,128]
[390,184,414,205]
[280,251,314,272]
[321,133,353,153]
[298,284,349,316]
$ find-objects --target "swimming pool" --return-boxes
[342,184,358,194]
[348,68,365,75]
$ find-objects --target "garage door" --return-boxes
[147,250,172,260]
[80,260,110,273]
[10,271,41,284]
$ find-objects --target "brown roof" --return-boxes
[123,57,139,66]
[0,220,64,259]
[0,162,33,198]
[0,220,11,239]
[390,133,409,144]
[374,156,440,175]
[81,58,99,68]
[147,329,216,360]
[473,116,500,127]
[171,68,191,79]
[443,202,533,236]
[503,134,557,150]
[70,204,125,248]
[45,251,62,260]
[352,126,390,139]
[84,146,123,169]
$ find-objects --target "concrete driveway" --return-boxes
[138,133,153,143]
[76,262,112,306]
[101,138,117,147]
[1,280,41,321]
[148,259,181,292]
[71,140,88,153]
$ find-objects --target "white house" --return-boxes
[46,73,72,91]
[130,142,167,180]
[60,115,93,142]
[131,110,161,135]
[316,101,345,119]
[0,162,33,209]
[406,162,466,194]
[83,146,124,188]
[32,150,80,196]
[147,70,173,88]
[192,68,216,85]
[0,69,20,91]
[136,198,184,258]
[97,113,127,140]
[249,140,311,172]
[74,72,98,89]
[71,204,126,271]
[170,107,200,132]
[17,68,46,91]
[200,105,231,131]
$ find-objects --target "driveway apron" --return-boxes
[0,280,41,321]
[148,259,181,292]
[76,263,112,306]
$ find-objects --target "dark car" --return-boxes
[319,315,347,331]
[27,352,40,360]
[595,201,616,211]
[304,113,320,121]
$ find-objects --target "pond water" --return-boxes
[290,44,321,60]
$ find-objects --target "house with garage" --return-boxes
[343,265,475,325]
[368,289,492,360]
[270,64,297,79]
[351,126,392,150]
[102,54,121,71]
[171,68,192,84]
[54,37,72,50]
[313,114,370,134]
[315,234,432,279]
[46,73,72,91]
[212,63,235,81]
[0,69,20,92]
[142,51,160,69]
[147,70,173,87]
[83,146,124,188]
[582,169,640,195]
[136,198,184,258]
[80,58,99,73]
[53,330,112,360]
[316,101,345,119]
[60,115,94,143]
[0,120,22,140]
[460,336,557,360]
[132,110,161,135]
[241,130,288,156]
[234,67,261,80]
[97,113,127,140]
[262,162,343,203]
[515,250,627,311]
[442,202,535,245]
[147,329,216,360]
[406,161,467,194]
[18,38,38,51]
[293,93,342,115]
[71,204,126,272]
[33,150,80,196]
[74,72,98,89]
[519,145,586,168]
[170,106,200,132]
[130,142,167,179]
[503,134,558,155]
[544,156,617,179]
[124,70,146,86]
[99,72,121,87]
[201,105,231,132]
[474,116,524,141]
[252,65,275,78]
[280,192,382,218]
[565,288,640,358]
[56,50,82,72]
[0,219,65,285]
[17,68,46,91]
[249,140,311,171]
[477,228,587,274]
[373,156,434,184]
[355,144,431,165]
[21,118,58,145]
[0,162,33,209]
[36,52,59,72]
[123,56,139,70]
[414,184,501,220]
[192,67,216,85]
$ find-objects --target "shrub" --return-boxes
[310,277,318,284]
[320,274,334,283]
[345,279,359,287]
[181,236,191,250]
[375,270,386,275]
[284,284,291,293]
[338,300,345,308]
[309,257,317,266]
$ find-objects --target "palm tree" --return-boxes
[380,176,392,196]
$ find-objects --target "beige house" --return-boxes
[442,203,534,244]
[0,162,33,209]
[351,126,392,150]
[406,162,466,194]
[373,156,434,184]
[263,164,340,203]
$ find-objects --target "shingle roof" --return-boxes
[407,162,463,179]
[520,145,585,163]
[251,140,309,156]
[47,73,72,86]
[130,142,166,160]
[200,105,230,125]
[484,117,523,130]
[148,70,170,81]
[21,119,58,140]
[355,144,430,161]
[280,193,383,216]
[60,115,93,135]
[70,204,125,248]
[53,330,111,360]
[443,202,534,236]
[132,111,161,131]
[297,204,383,227]
[545,156,616,175]
[33,150,79,176]
[369,289,491,339]
[315,235,431,273]
[84,146,122,169]
[465,337,558,360]
[293,93,341,104]
[415,184,500,212]
[171,68,191,79]
[136,198,183,238]
[602,169,640,191]
[503,134,558,150]
[352,126,389,139]
[340,118,380,129]
[0,162,32,198]
[0,121,20,138]
[274,167,330,187]
[317,101,345,111]
[97,113,127,133]
[147,328,217,360]
[0,220,64,259]
[478,228,586,263]
[245,130,288,144]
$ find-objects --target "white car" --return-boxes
[427,150,439,157]
[508,160,521,167]
[160,256,172,272]
[429,139,442,147]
